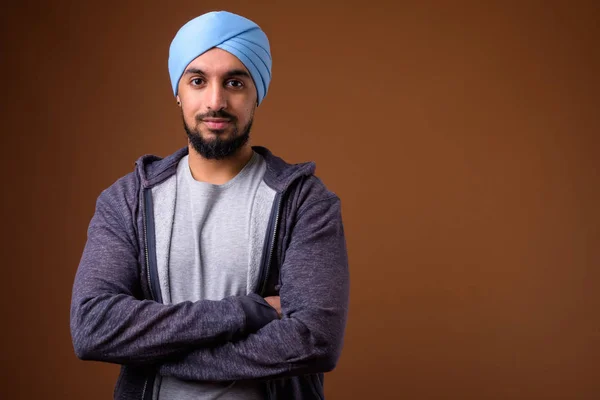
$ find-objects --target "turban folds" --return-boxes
[168,11,272,105]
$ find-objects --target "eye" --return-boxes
[226,80,244,89]
[191,78,205,86]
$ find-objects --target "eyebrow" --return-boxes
[183,67,251,79]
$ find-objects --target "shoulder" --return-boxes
[95,170,141,221]
[96,145,185,211]
[254,146,338,203]
[294,175,340,217]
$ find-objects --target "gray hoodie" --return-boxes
[70,146,349,399]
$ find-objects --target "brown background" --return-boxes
[1,0,598,399]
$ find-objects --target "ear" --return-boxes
[176,95,181,106]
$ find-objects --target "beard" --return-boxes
[183,109,253,160]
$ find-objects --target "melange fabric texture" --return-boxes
[70,146,350,400]
[158,152,267,400]
[169,152,266,302]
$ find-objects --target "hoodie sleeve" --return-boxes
[70,182,278,365]
[158,194,350,380]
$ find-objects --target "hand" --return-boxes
[264,296,282,318]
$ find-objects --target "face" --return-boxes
[177,48,258,159]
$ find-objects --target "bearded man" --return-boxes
[71,11,349,400]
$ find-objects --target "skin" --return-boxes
[176,48,282,318]
[265,296,282,318]
[177,47,256,185]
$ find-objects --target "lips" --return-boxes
[202,119,231,130]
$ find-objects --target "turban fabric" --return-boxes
[168,11,272,105]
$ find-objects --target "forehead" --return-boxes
[186,48,250,76]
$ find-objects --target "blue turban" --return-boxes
[168,11,272,105]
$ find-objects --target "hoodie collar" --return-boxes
[135,146,316,193]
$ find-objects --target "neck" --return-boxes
[187,142,253,185]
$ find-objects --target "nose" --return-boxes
[205,82,227,111]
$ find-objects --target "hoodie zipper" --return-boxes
[141,378,148,400]
[142,188,155,400]
[143,188,161,301]
[261,193,282,400]
[258,193,282,296]
[143,192,154,302]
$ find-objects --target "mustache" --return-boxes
[195,110,237,122]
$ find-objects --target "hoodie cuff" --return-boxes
[237,293,279,334]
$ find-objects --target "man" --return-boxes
[70,10,349,400]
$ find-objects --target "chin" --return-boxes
[202,129,227,137]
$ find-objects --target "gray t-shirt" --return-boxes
[158,152,266,400]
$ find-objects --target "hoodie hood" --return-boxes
[134,146,316,193]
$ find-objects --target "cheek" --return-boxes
[180,106,199,128]
[180,103,191,118]
[181,99,200,120]
[179,90,201,110]
[241,100,256,121]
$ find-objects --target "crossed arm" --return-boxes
[70,189,349,380]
